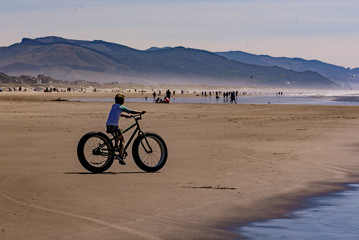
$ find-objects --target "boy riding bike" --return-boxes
[106,93,145,165]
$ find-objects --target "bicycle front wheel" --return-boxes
[77,132,114,173]
[132,132,168,172]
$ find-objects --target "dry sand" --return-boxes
[1,92,359,239]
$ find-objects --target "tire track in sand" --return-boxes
[0,191,157,239]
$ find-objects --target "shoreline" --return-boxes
[2,89,359,101]
[237,182,359,239]
[229,124,359,237]
[232,181,359,238]
[1,92,359,239]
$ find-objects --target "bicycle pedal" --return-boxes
[115,156,126,165]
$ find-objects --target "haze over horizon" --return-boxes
[1,0,358,69]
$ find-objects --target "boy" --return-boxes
[106,93,145,165]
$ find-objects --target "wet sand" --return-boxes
[333,96,359,102]
[1,92,359,239]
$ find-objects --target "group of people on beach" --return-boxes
[201,91,239,104]
[152,89,240,104]
[153,89,172,103]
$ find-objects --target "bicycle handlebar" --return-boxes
[130,111,146,120]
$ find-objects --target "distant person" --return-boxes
[153,91,156,99]
[166,89,171,99]
[230,92,236,104]
[155,97,170,104]
[215,91,219,99]
[106,93,145,165]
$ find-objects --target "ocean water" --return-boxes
[237,184,359,240]
[71,95,359,106]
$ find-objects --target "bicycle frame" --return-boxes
[110,115,153,154]
[92,114,153,157]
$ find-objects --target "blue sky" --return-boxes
[1,0,358,68]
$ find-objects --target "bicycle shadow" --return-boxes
[64,171,154,175]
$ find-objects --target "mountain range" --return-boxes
[216,51,359,86]
[0,36,355,88]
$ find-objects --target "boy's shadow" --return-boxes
[65,171,152,175]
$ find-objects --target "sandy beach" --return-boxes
[1,91,359,239]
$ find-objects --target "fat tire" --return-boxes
[132,132,168,172]
[77,132,114,173]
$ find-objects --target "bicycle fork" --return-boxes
[139,132,153,154]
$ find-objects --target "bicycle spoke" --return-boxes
[84,136,112,167]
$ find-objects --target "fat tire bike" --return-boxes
[77,113,168,173]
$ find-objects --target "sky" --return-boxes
[0,0,358,68]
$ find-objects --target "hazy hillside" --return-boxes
[0,36,338,88]
[216,51,359,85]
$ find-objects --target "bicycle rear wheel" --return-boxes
[132,132,168,172]
[77,132,114,173]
